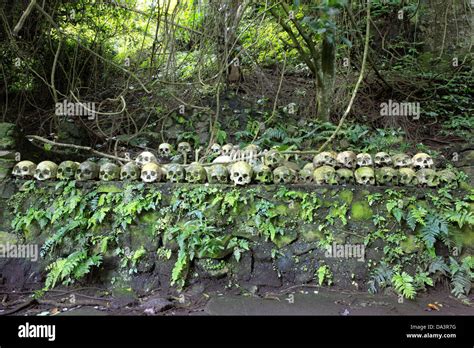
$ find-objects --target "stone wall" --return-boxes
[0,179,472,297]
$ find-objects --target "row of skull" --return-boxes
[138,143,435,171]
[312,151,434,170]
[12,159,456,187]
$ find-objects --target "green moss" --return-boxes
[450,226,474,249]
[351,201,373,220]
[275,204,289,216]
[339,190,353,205]
[232,225,259,240]
[460,182,472,191]
[97,184,122,193]
[273,230,298,248]
[300,225,324,242]
[0,231,18,244]
[139,211,159,224]
[400,234,419,253]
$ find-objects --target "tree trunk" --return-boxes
[316,36,336,122]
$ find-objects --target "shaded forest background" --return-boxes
[0,0,472,161]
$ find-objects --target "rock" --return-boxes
[195,258,228,278]
[111,286,139,308]
[250,261,281,287]
[273,229,298,248]
[229,250,252,282]
[289,240,317,256]
[0,159,15,180]
[252,241,273,261]
[275,253,294,273]
[140,297,173,314]
[351,201,373,220]
[0,151,16,160]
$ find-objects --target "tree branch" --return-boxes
[27,135,128,162]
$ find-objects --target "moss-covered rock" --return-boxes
[400,234,419,253]
[350,201,373,220]
[0,231,18,244]
[339,189,354,205]
[273,229,298,248]
[97,184,123,193]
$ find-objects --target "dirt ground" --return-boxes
[1,283,472,316]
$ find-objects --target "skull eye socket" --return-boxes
[100,170,105,175]
[43,169,50,175]
[84,169,91,175]
[22,166,28,171]
[150,171,156,176]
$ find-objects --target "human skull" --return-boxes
[298,168,313,183]
[76,161,100,181]
[12,161,36,178]
[141,162,162,183]
[302,162,314,171]
[244,144,259,153]
[273,166,296,184]
[120,162,140,181]
[313,165,337,185]
[437,169,457,187]
[264,149,284,169]
[356,153,373,168]
[313,151,337,168]
[207,164,229,184]
[135,151,157,167]
[221,144,233,156]
[412,153,434,170]
[185,162,207,183]
[398,168,417,186]
[57,161,79,180]
[230,161,253,186]
[416,168,439,187]
[392,153,412,169]
[177,142,192,156]
[336,168,354,185]
[34,161,58,181]
[158,143,173,157]
[166,163,185,183]
[374,152,392,167]
[253,164,273,184]
[354,167,375,185]
[99,162,120,181]
[375,167,398,186]
[336,151,357,169]
[210,143,221,156]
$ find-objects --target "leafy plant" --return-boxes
[316,264,333,286]
[392,271,416,300]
